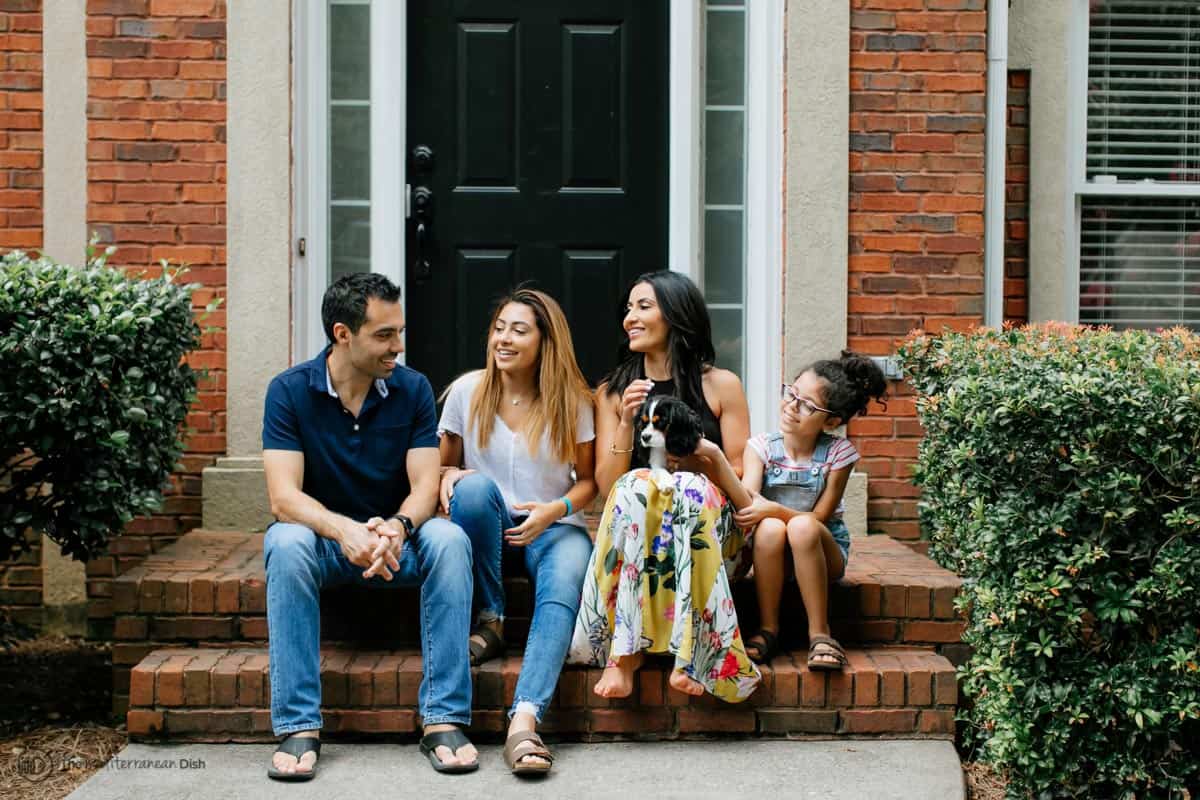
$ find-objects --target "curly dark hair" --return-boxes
[320,272,402,343]
[803,350,888,423]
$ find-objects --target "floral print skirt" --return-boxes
[567,468,761,702]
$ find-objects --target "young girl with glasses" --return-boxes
[734,351,887,670]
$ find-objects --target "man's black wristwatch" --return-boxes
[389,514,416,539]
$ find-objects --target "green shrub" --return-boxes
[900,324,1200,799]
[0,249,203,562]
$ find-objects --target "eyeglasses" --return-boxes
[780,384,832,416]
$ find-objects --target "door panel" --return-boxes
[456,23,519,188]
[406,0,668,393]
[562,24,624,190]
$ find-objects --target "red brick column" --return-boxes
[1005,69,1029,326]
[0,0,41,251]
[83,0,227,636]
[0,0,43,627]
[847,0,987,543]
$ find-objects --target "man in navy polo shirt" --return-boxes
[261,273,477,780]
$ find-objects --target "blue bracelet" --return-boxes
[560,496,573,517]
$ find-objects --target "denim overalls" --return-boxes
[760,432,852,563]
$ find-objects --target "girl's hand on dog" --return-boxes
[734,493,773,528]
[505,501,560,546]
[439,467,476,513]
[620,379,655,426]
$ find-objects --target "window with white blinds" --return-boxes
[1079,1,1200,329]
[1087,1,1200,181]
[1079,197,1200,327]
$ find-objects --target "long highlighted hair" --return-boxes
[467,287,592,463]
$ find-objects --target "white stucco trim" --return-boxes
[204,0,292,528]
[225,0,292,456]
[783,0,849,377]
[43,0,86,266]
[41,0,89,616]
[1010,0,1073,322]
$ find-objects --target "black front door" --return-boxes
[405,0,668,392]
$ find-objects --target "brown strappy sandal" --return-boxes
[744,628,780,664]
[807,634,847,671]
[503,730,554,776]
[468,624,507,666]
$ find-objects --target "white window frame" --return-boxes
[743,0,784,433]
[294,0,784,426]
[1066,0,1200,323]
[294,0,406,361]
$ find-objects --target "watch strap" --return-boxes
[389,514,415,537]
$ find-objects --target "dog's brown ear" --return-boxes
[664,400,703,457]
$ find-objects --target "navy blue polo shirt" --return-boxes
[261,349,439,522]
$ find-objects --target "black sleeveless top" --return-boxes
[629,373,723,469]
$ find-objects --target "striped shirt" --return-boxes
[747,433,859,474]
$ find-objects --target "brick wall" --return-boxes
[83,0,227,638]
[1005,69,1029,326]
[0,0,43,628]
[0,0,40,252]
[0,531,42,629]
[846,0,987,543]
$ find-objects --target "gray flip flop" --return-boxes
[266,734,320,782]
[419,727,480,774]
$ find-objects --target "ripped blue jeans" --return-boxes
[450,473,591,722]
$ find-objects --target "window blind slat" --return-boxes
[1078,195,1200,329]
[1086,1,1200,182]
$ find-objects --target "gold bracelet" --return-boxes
[610,445,634,454]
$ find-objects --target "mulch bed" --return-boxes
[964,761,1008,800]
[0,629,122,799]
[0,723,127,800]
[0,634,112,737]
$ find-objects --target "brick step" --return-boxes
[126,645,958,742]
[111,531,964,651]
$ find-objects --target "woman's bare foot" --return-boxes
[593,652,645,698]
[668,668,704,696]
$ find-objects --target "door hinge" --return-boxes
[297,237,306,257]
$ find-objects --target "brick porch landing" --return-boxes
[114,530,964,739]
[126,645,957,741]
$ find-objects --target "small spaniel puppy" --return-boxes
[637,395,704,473]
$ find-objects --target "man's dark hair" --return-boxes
[321,272,401,344]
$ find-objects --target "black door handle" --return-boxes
[411,145,434,173]
[414,221,431,282]
[411,185,434,283]
[413,186,433,218]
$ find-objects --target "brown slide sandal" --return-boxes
[807,634,847,671]
[504,730,554,777]
[468,624,507,667]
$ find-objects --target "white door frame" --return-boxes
[293,0,783,425]
[744,0,784,434]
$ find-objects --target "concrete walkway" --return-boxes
[64,740,963,800]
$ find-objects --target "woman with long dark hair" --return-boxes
[567,271,760,702]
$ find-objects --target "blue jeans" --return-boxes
[263,517,473,736]
[449,473,591,722]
